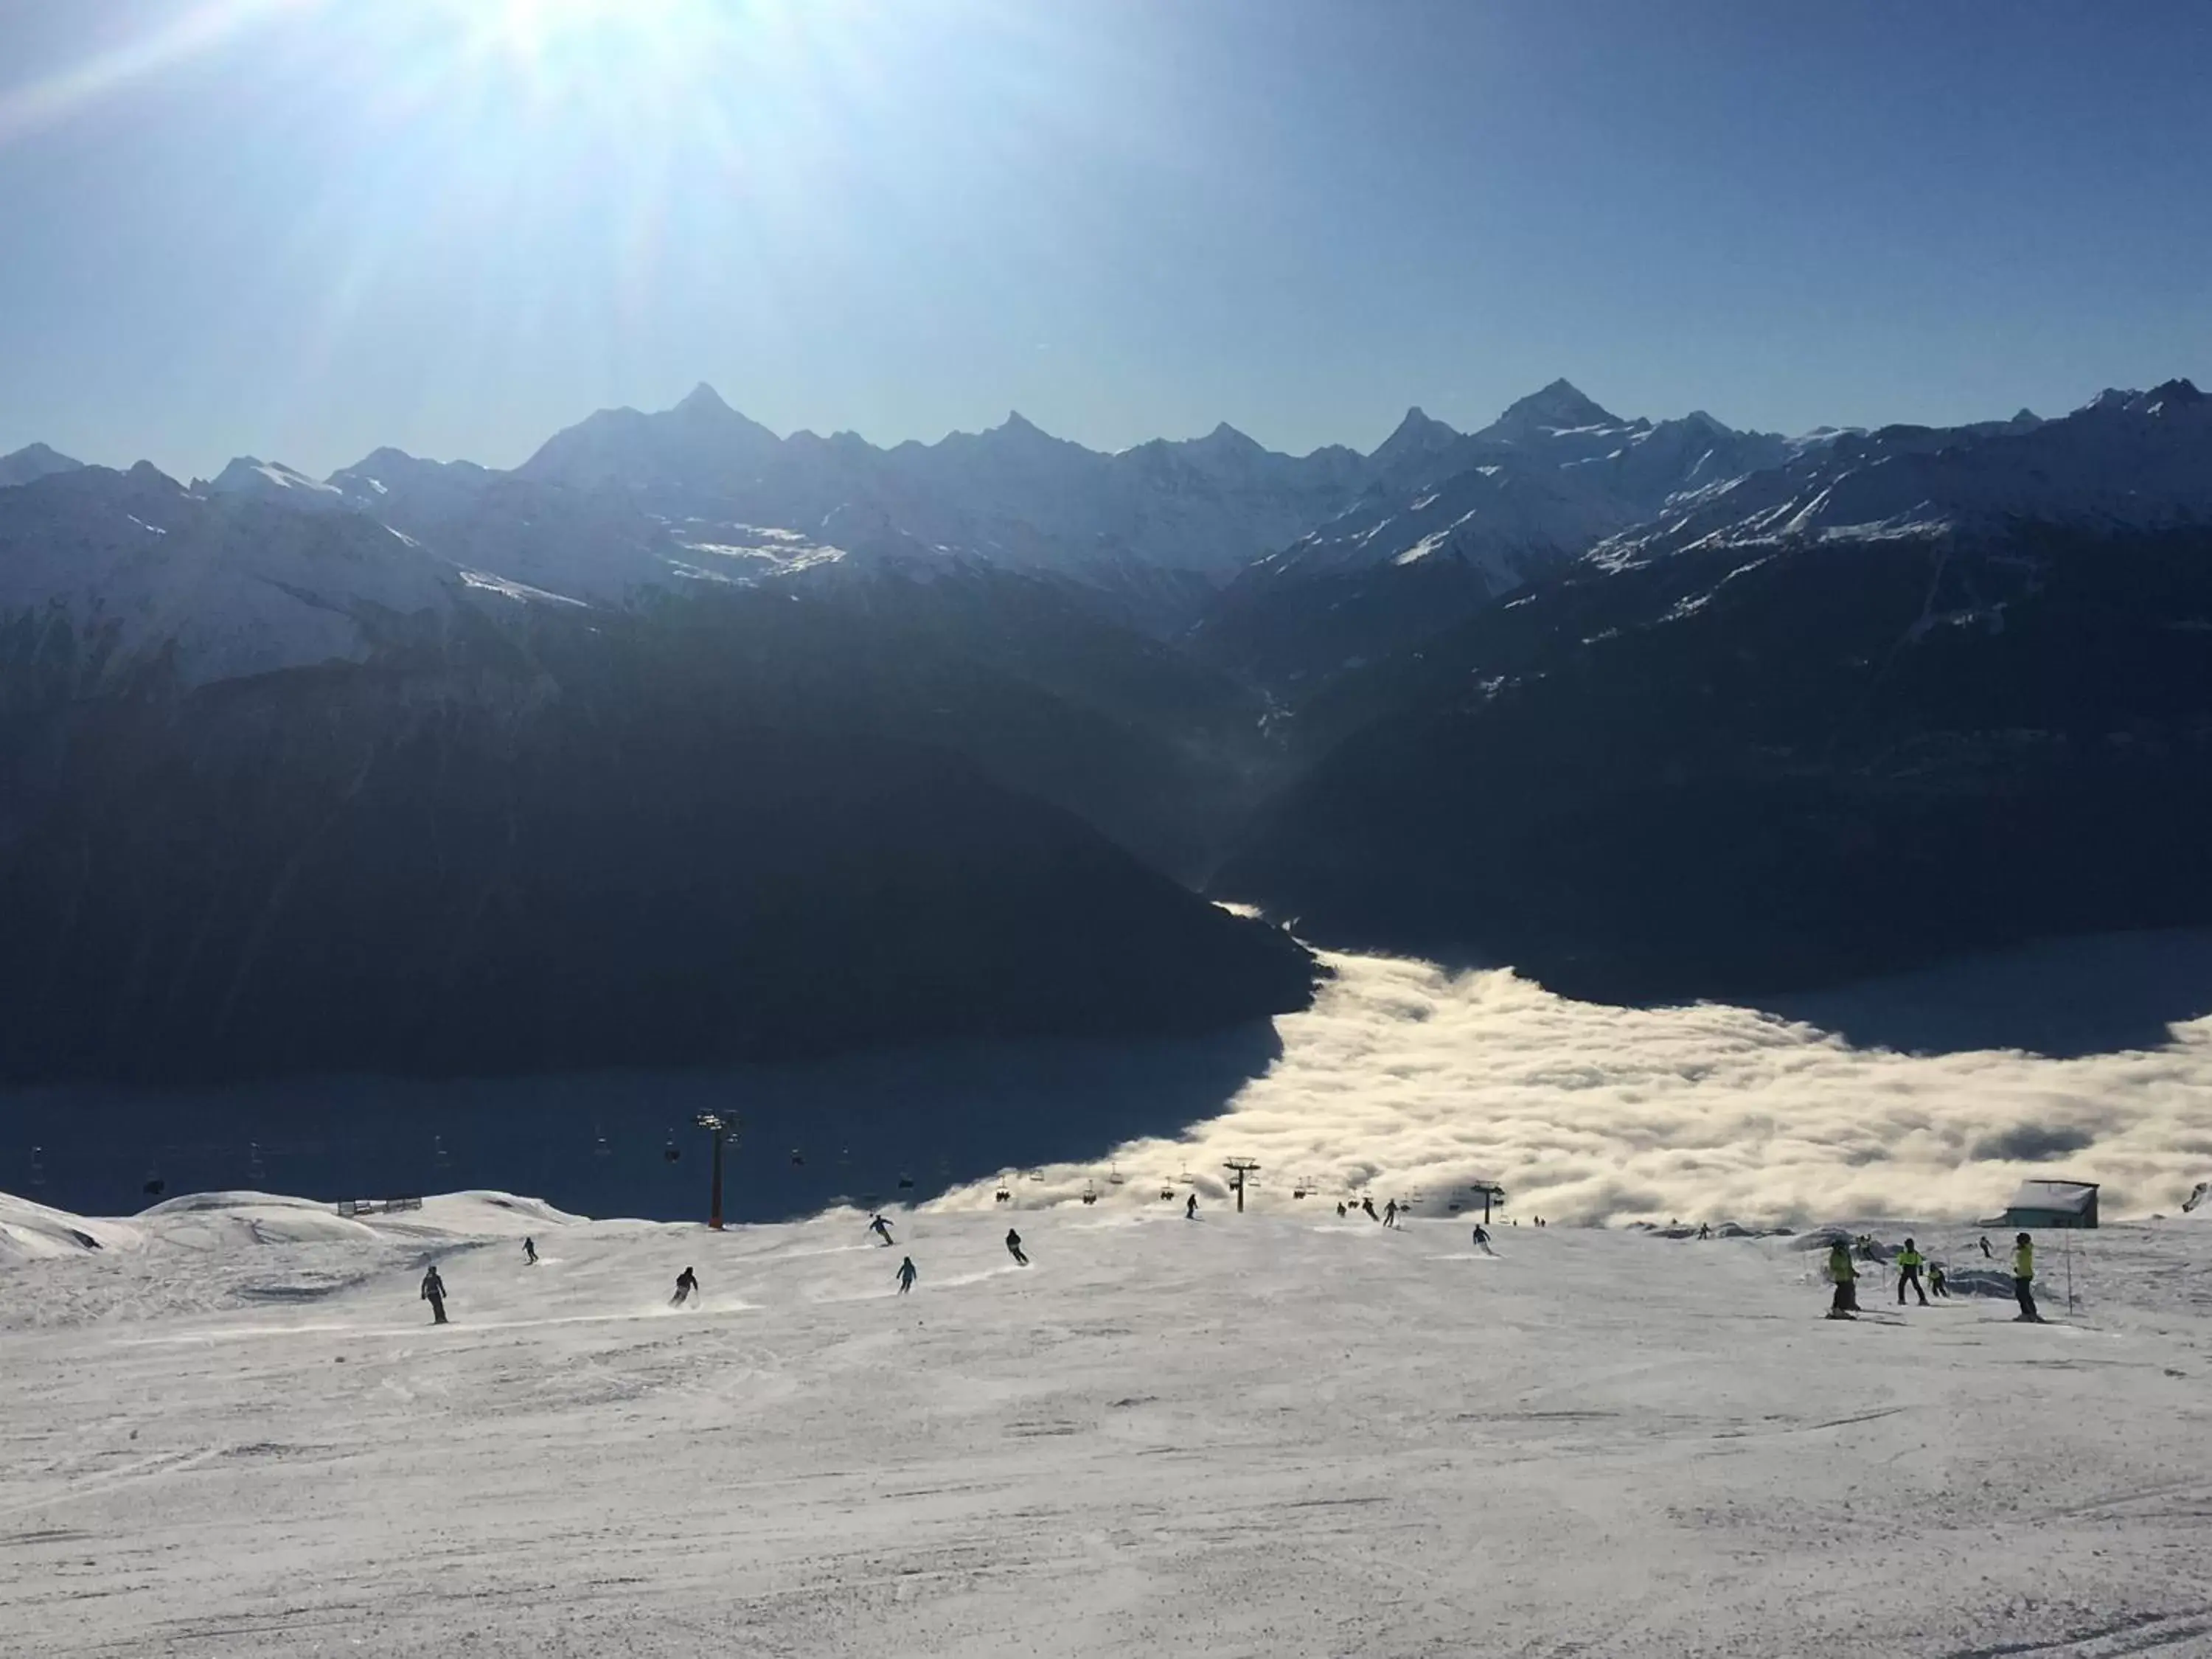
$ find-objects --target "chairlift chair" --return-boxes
[790,1148,805,1167]
[28,1146,45,1190]
[897,1172,915,1191]
[1080,1179,1099,1206]
[434,1135,452,1171]
[1107,1164,1126,1186]
[663,1134,682,1164]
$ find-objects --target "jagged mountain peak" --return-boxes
[675,381,732,415]
[1370,406,1461,468]
[0,440,86,487]
[1491,378,1624,434]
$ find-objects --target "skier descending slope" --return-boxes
[1361,1197,1378,1222]
[869,1214,894,1247]
[896,1257,917,1295]
[1826,1239,1860,1320]
[1895,1239,1930,1306]
[672,1267,699,1307]
[1185,1194,1198,1220]
[523,1237,537,1266]
[2013,1234,2042,1323]
[1471,1225,1493,1254]
[420,1265,448,1325]
[1382,1199,1399,1228]
[1930,1261,1950,1298]
[1005,1229,1029,1266]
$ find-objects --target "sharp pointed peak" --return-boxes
[675,381,731,414]
[1494,378,1622,431]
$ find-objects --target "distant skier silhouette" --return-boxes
[1895,1238,1929,1306]
[672,1266,698,1307]
[1697,1222,1711,1240]
[1185,1194,1198,1220]
[1361,1197,1378,1222]
[1005,1228,1029,1266]
[522,1237,537,1266]
[896,1257,917,1295]
[1825,1239,1859,1319]
[2012,1234,2041,1322]
[420,1265,448,1325]
[1979,1234,1993,1259]
[1382,1200,1399,1228]
[1337,1202,1347,1218]
[869,1214,895,1247]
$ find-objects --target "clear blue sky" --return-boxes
[1,0,2206,478]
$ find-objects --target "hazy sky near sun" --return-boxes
[1,0,2207,479]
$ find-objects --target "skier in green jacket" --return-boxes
[1826,1239,1860,1318]
[1895,1239,1930,1306]
[2012,1234,2040,1322]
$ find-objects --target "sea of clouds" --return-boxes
[934,942,2212,1227]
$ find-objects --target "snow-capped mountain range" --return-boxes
[1,372,2205,689]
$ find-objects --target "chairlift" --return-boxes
[1027,1168,1045,1183]
[434,1135,452,1171]
[28,1146,45,1190]
[248,1141,265,1183]
[142,1167,166,1198]
[1080,1180,1099,1206]
[995,1182,1012,1204]
[1159,1185,1175,1201]
[1107,1164,1126,1186]
[790,1148,806,1167]
[662,1132,682,1165]
[592,1124,612,1161]
[897,1172,915,1191]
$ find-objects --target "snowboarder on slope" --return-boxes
[2012,1234,2040,1322]
[1471,1225,1492,1253]
[1929,1261,1949,1298]
[1895,1238,1930,1306]
[420,1265,448,1325]
[1826,1240,1858,1319]
[869,1214,894,1247]
[672,1266,698,1307]
[1979,1234,1993,1259]
[896,1257,917,1295]
[1361,1197,1378,1222]
[1005,1228,1029,1266]
[523,1237,537,1266]
[1697,1222,1711,1240]
[1186,1194,1198,1220]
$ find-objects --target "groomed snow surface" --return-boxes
[4,1191,2210,1657]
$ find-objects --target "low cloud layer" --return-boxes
[935,945,2212,1227]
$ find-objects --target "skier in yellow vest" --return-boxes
[1826,1239,1859,1318]
[2012,1233,2041,1322]
[1895,1238,1930,1306]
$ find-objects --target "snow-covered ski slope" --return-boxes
[4,1191,2211,1658]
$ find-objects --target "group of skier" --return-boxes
[1826,1231,2038,1322]
[409,1212,2053,1331]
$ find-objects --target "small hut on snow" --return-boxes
[1988,1179,2100,1230]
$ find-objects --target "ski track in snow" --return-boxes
[3,1192,2211,1657]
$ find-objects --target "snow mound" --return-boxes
[0,1192,139,1263]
